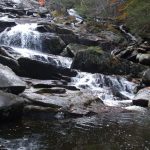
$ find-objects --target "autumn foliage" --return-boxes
[38,0,45,6]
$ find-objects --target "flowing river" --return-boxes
[0,4,150,150]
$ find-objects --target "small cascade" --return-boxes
[119,25,137,43]
[0,23,42,51]
[13,47,73,68]
[67,9,83,25]
[70,72,137,107]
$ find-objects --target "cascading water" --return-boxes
[0,23,73,68]
[0,23,42,50]
[70,72,137,107]
[0,23,137,107]
[119,25,137,43]
[0,18,137,109]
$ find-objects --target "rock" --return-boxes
[133,87,150,107]
[136,53,150,65]
[41,33,66,55]
[0,46,15,59]
[37,22,75,34]
[0,55,21,74]
[0,90,25,121]
[78,34,102,46]
[0,63,26,94]
[142,69,150,85]
[59,34,78,45]
[22,78,79,91]
[21,89,104,116]
[71,49,147,77]
[23,105,60,120]
[37,22,78,45]
[0,20,16,32]
[133,99,149,107]
[100,31,126,44]
[35,88,66,94]
[18,57,77,79]
[61,43,88,57]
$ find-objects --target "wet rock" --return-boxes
[41,33,66,55]
[23,105,60,120]
[142,69,150,85]
[0,63,26,94]
[18,57,77,79]
[133,87,150,107]
[21,89,104,116]
[0,90,25,121]
[37,22,78,45]
[23,78,79,91]
[35,88,66,94]
[71,49,147,77]
[37,22,75,34]
[133,99,149,107]
[0,20,16,32]
[0,55,21,74]
[0,46,15,59]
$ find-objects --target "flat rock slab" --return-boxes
[0,63,26,94]
[0,90,25,121]
[21,88,105,116]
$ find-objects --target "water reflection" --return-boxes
[0,111,150,150]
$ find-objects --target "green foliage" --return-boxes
[125,0,150,38]
[86,46,103,54]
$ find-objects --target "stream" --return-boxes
[0,2,150,150]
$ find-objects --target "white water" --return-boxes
[0,21,140,110]
[0,16,14,21]
[67,9,83,24]
[12,0,21,3]
[0,23,42,51]
[13,47,72,68]
[119,25,137,42]
[70,72,137,107]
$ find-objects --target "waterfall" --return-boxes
[0,23,42,51]
[70,72,137,107]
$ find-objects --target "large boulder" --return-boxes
[18,57,77,79]
[21,89,104,116]
[37,22,75,34]
[0,90,25,121]
[41,33,66,55]
[71,49,147,77]
[0,64,26,94]
[37,23,78,45]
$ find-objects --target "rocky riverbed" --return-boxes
[0,0,150,149]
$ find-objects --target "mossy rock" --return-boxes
[61,43,102,57]
[71,49,147,77]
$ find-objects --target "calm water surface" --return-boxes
[0,111,150,150]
